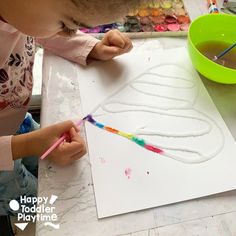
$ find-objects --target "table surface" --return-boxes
[36,1,231,235]
[36,36,236,236]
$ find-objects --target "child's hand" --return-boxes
[12,120,87,167]
[38,120,87,166]
[40,121,86,166]
[88,29,133,61]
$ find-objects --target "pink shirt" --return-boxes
[0,19,99,170]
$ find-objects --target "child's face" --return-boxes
[1,0,129,38]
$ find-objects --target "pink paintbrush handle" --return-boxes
[40,119,85,160]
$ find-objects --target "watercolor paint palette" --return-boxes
[80,0,191,38]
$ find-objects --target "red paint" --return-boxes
[154,24,167,32]
[145,144,163,154]
[165,15,177,24]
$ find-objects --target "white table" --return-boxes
[36,37,236,236]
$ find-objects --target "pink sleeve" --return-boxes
[36,31,100,66]
[0,136,14,171]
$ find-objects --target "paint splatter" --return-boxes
[99,157,106,164]
[125,168,132,179]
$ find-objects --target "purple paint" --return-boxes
[86,115,96,124]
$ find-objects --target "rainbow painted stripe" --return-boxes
[85,115,164,155]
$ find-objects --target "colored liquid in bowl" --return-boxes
[197,41,236,70]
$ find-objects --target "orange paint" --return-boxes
[151,8,162,17]
[105,127,119,134]
[138,8,150,17]
[177,15,190,24]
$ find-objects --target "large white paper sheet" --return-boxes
[77,47,236,218]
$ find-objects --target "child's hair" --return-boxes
[73,0,142,15]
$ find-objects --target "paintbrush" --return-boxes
[213,42,236,61]
[40,116,88,160]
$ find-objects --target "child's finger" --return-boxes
[123,38,133,52]
[110,30,133,52]
[59,140,85,157]
[70,147,87,161]
[122,42,133,53]
[53,120,78,136]
[65,128,85,150]
[73,124,80,133]
[70,127,84,143]
[104,30,126,48]
[126,44,133,53]
[58,127,83,146]
[102,45,121,56]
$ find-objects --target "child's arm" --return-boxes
[36,29,132,65]
[0,120,86,170]
[36,30,99,66]
[0,136,14,170]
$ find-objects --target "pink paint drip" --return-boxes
[125,168,132,179]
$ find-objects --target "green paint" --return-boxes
[132,137,146,147]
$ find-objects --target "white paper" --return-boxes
[77,47,236,218]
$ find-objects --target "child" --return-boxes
[0,0,142,214]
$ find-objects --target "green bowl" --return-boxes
[188,14,236,84]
